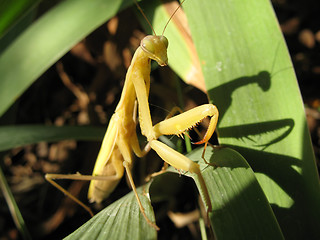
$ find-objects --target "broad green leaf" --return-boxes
[64,185,157,240]
[0,8,36,55]
[0,125,105,152]
[0,0,41,38]
[0,0,132,117]
[182,0,320,239]
[185,147,284,239]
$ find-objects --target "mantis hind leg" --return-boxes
[123,162,160,230]
[45,173,123,217]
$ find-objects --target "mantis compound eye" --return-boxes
[140,35,168,65]
[141,37,155,54]
[160,36,168,48]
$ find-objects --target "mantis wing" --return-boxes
[87,115,119,201]
[93,115,119,172]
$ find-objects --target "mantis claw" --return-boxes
[192,109,219,145]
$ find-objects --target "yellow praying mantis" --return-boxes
[45,0,218,230]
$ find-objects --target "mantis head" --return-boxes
[140,35,168,66]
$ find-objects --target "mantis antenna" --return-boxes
[133,0,157,35]
[162,0,186,36]
[133,0,186,36]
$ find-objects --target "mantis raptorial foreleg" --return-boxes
[147,104,218,213]
[146,105,217,180]
[45,0,219,231]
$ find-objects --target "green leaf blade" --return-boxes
[183,0,320,238]
[0,125,105,152]
[64,186,157,240]
[188,147,284,240]
[0,0,132,117]
[0,0,40,38]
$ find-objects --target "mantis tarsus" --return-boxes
[45,0,219,230]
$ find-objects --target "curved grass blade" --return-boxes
[0,0,41,38]
[64,185,157,240]
[0,166,32,240]
[186,147,284,239]
[0,125,105,152]
[0,0,132,117]
[183,0,320,238]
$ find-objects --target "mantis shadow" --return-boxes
[208,70,271,121]
[208,70,295,150]
[218,119,294,150]
[220,145,319,239]
[204,69,319,238]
